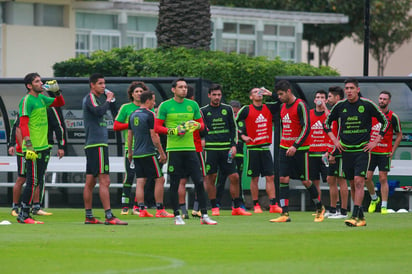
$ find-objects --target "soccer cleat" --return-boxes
[182,213,190,219]
[270,213,291,223]
[132,208,139,215]
[368,196,381,213]
[33,209,53,216]
[155,209,174,218]
[17,216,44,224]
[381,207,388,215]
[269,204,282,214]
[344,217,366,227]
[175,215,185,225]
[314,206,325,222]
[329,213,348,219]
[191,210,201,218]
[84,217,104,224]
[105,217,128,225]
[120,207,129,215]
[254,204,263,213]
[139,209,153,217]
[11,208,19,217]
[211,207,220,216]
[232,207,252,216]
[200,214,218,225]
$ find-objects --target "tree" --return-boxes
[354,0,412,76]
[156,0,212,50]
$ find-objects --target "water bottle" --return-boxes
[321,154,329,167]
[105,88,116,102]
[227,149,233,163]
[130,160,135,169]
[316,100,322,106]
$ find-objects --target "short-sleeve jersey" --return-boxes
[19,93,55,151]
[129,108,156,158]
[309,109,330,154]
[82,92,111,148]
[280,98,310,150]
[115,102,140,151]
[157,98,201,152]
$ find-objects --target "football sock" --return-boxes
[157,203,164,210]
[121,182,132,208]
[180,203,188,214]
[382,201,388,208]
[138,203,145,211]
[85,209,93,218]
[340,208,348,215]
[193,200,199,211]
[211,199,218,208]
[329,207,337,214]
[370,193,378,200]
[352,205,360,218]
[105,209,113,219]
[269,198,277,206]
[253,200,259,206]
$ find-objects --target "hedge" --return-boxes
[53,47,339,104]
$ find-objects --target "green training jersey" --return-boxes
[19,93,55,151]
[115,102,140,151]
[157,98,201,152]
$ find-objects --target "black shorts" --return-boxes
[167,151,203,182]
[205,149,238,176]
[85,146,110,177]
[368,154,391,172]
[279,148,309,180]
[132,155,163,179]
[182,152,205,178]
[16,153,26,178]
[309,155,328,182]
[246,149,274,177]
[342,151,370,180]
[327,156,344,177]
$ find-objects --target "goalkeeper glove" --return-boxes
[167,123,186,136]
[43,80,61,95]
[25,150,38,160]
[184,120,201,133]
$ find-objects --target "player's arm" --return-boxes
[293,101,310,149]
[113,121,129,131]
[127,129,133,162]
[8,117,18,155]
[48,107,66,158]
[49,95,65,107]
[228,106,238,147]
[86,94,111,117]
[19,116,37,160]
[149,113,166,163]
[236,106,251,143]
[365,103,388,152]
[391,113,402,158]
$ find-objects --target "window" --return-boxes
[239,40,255,56]
[223,23,236,33]
[76,13,117,30]
[75,32,120,57]
[222,39,237,53]
[127,16,157,32]
[43,5,64,27]
[126,34,157,50]
[264,24,277,36]
[279,26,295,36]
[239,24,254,35]
[279,42,295,60]
[262,41,278,59]
[10,2,34,26]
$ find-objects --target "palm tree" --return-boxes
[156,0,212,50]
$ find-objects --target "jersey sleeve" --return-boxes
[391,112,401,133]
[294,101,310,148]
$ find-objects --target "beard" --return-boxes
[379,103,388,109]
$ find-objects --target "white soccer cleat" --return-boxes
[174,215,185,225]
[200,214,217,225]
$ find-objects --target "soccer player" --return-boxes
[236,87,282,214]
[127,90,173,218]
[271,80,325,223]
[366,91,402,214]
[17,73,65,224]
[324,78,388,227]
[82,73,127,225]
[113,81,148,215]
[325,86,349,219]
[201,84,251,216]
[308,90,329,201]
[155,78,217,225]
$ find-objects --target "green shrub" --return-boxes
[53,47,338,104]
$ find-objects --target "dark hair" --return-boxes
[24,72,40,91]
[140,90,155,104]
[380,90,392,99]
[208,84,222,94]
[328,86,344,99]
[315,89,328,99]
[344,78,359,87]
[89,73,104,85]
[127,81,148,101]
[275,79,291,92]
[186,85,194,99]
[229,100,241,108]
[171,77,185,88]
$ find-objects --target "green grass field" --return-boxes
[1,208,411,274]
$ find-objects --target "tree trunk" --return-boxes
[156,0,212,50]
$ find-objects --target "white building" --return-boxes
[0,0,348,77]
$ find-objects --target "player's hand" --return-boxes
[57,149,64,159]
[44,80,61,95]
[25,150,38,160]
[159,152,167,164]
[8,146,15,156]
[184,120,201,133]
[286,146,297,157]
[167,124,186,136]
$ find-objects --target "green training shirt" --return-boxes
[115,102,140,151]
[19,93,55,151]
[157,98,201,152]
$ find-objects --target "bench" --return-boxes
[0,156,194,208]
[291,160,412,212]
